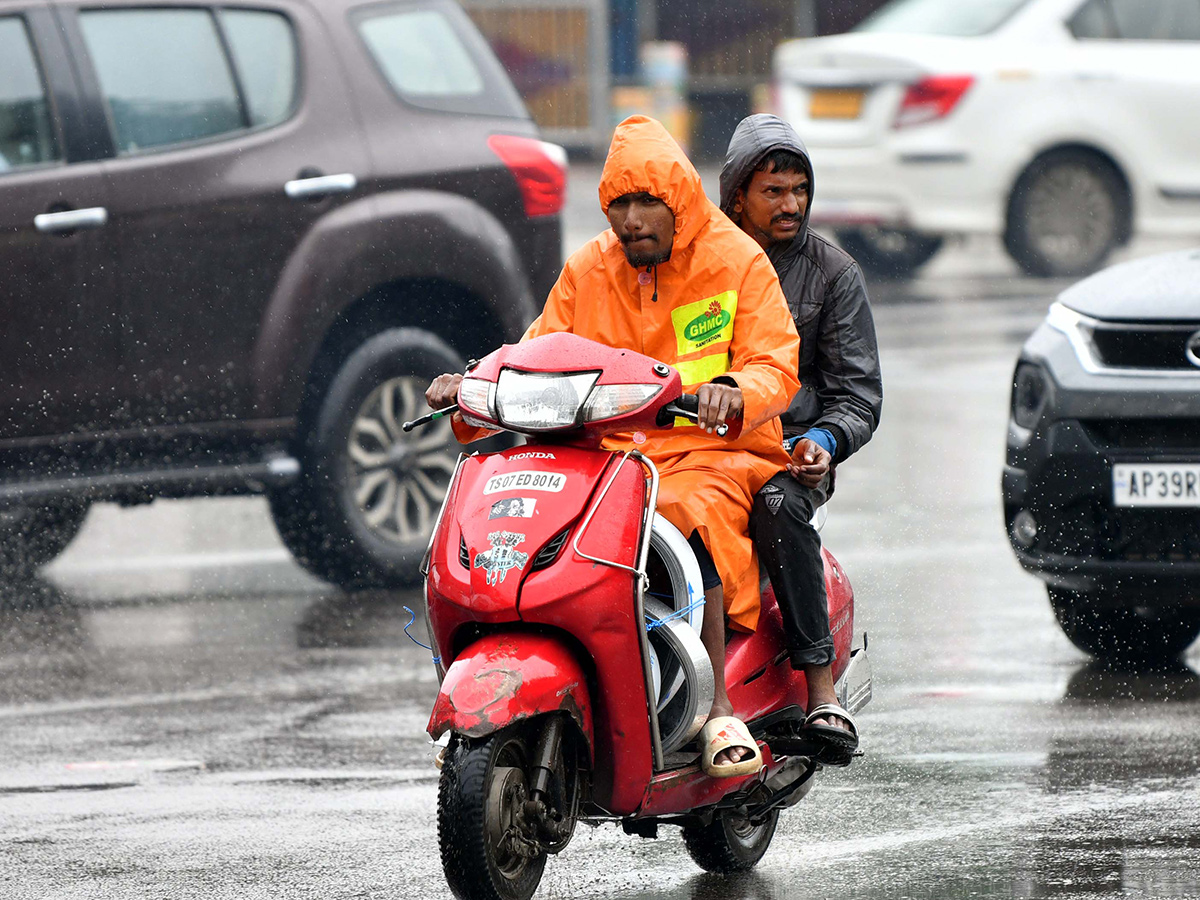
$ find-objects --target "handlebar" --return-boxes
[403,394,739,438]
[402,404,459,433]
[656,393,734,437]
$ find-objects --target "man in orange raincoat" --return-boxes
[427,116,799,776]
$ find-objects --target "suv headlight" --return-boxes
[1047,302,1099,370]
[1011,362,1048,429]
[495,369,599,430]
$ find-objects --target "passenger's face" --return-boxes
[734,164,810,249]
[607,192,675,267]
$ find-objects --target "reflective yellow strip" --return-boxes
[675,352,730,386]
[671,291,738,356]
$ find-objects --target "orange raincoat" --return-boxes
[456,116,799,630]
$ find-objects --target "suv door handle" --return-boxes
[34,207,109,233]
[284,173,357,200]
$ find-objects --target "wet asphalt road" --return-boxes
[3,166,1200,899]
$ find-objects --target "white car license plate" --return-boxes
[809,88,865,119]
[1113,463,1200,507]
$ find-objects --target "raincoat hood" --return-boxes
[600,115,712,257]
[718,114,814,250]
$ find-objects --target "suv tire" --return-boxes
[1004,150,1128,278]
[834,227,943,280]
[270,328,467,589]
[1048,587,1200,663]
[0,502,90,578]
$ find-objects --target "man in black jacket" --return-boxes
[720,114,883,765]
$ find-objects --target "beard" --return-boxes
[620,238,673,268]
[767,213,801,242]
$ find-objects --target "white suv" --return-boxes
[774,0,1200,278]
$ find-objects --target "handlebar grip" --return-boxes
[655,394,697,427]
[655,393,731,437]
[403,404,459,432]
[673,394,699,415]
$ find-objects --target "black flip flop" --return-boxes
[800,702,859,767]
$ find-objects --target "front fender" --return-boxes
[427,632,593,756]
[251,190,538,417]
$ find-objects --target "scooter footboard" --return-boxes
[427,632,594,755]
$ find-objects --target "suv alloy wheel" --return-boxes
[270,328,466,588]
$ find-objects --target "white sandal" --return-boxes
[700,716,763,778]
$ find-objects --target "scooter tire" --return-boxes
[438,729,547,900]
[682,808,780,873]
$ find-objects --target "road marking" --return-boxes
[50,548,294,574]
[0,671,438,721]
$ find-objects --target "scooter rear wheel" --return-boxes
[438,727,547,900]
[681,808,780,873]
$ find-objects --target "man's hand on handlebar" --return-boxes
[695,382,744,434]
[786,438,831,488]
[426,373,463,411]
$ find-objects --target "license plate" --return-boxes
[482,470,566,495]
[1113,463,1200,507]
[809,88,865,120]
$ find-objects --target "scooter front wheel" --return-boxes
[438,727,548,900]
[682,808,780,873]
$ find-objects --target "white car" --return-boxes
[773,0,1200,278]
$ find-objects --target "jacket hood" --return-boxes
[719,114,814,249]
[599,115,712,256]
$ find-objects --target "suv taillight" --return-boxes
[488,134,567,217]
[893,75,974,129]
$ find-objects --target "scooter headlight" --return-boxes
[582,384,662,422]
[495,369,600,430]
[457,376,497,426]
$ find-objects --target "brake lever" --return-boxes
[402,404,459,433]
[660,401,729,437]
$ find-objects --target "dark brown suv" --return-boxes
[0,0,564,585]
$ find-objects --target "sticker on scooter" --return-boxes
[489,497,537,519]
[473,531,530,585]
[482,470,567,494]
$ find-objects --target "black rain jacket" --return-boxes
[719,114,883,465]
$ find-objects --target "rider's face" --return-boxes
[734,164,809,250]
[607,192,675,267]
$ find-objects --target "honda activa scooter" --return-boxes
[406,332,871,900]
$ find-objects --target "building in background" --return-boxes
[464,0,888,157]
[462,0,611,153]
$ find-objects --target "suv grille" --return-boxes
[531,529,570,571]
[1090,323,1200,371]
[1039,501,1200,561]
[1081,419,1200,452]
[1105,509,1200,562]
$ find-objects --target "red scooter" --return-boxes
[408,333,871,900]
